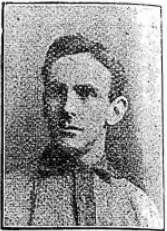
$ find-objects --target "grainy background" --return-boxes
[4,4,163,216]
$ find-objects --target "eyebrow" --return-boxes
[46,79,66,88]
[73,84,98,92]
[45,80,68,97]
[73,84,99,98]
[47,81,98,91]
[46,81,100,97]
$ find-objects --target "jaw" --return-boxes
[49,125,107,168]
[57,136,106,168]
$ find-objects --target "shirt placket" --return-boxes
[74,168,96,226]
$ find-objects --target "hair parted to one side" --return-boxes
[41,33,128,105]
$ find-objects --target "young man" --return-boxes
[4,34,162,227]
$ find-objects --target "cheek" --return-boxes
[45,99,60,120]
[81,99,108,127]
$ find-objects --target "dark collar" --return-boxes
[37,144,123,182]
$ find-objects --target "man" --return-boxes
[4,34,162,227]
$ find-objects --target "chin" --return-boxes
[60,135,97,152]
[60,137,84,149]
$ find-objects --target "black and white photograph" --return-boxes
[1,2,164,229]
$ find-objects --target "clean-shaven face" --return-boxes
[45,53,111,151]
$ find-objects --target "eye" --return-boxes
[45,82,67,100]
[74,85,97,100]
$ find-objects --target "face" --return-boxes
[45,53,112,152]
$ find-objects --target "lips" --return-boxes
[59,125,84,138]
[61,126,84,131]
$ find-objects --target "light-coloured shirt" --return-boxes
[4,168,162,228]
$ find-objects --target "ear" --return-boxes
[106,96,128,125]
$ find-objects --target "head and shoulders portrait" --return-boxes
[3,3,163,229]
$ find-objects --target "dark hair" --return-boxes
[41,33,127,103]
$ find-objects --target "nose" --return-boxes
[64,90,77,117]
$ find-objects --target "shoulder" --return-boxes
[4,170,72,196]
[4,171,33,226]
[95,175,163,228]
[124,179,163,228]
[4,171,34,206]
[5,170,32,190]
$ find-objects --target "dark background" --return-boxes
[4,4,163,216]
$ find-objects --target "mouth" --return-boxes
[61,126,84,132]
[58,125,83,137]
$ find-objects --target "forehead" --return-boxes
[49,53,111,89]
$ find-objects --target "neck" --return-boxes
[39,130,107,176]
[79,131,106,169]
